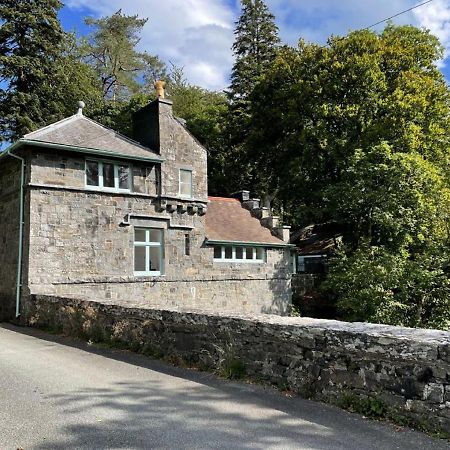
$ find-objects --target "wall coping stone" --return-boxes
[32,294,450,345]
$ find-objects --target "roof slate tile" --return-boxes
[205,197,285,245]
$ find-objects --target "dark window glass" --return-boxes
[149,229,161,243]
[225,247,232,259]
[304,257,326,274]
[149,247,161,272]
[246,248,254,260]
[235,247,244,260]
[135,229,146,242]
[256,248,265,260]
[214,246,222,258]
[134,247,146,272]
[103,163,115,188]
[86,161,99,186]
[185,234,190,256]
[118,165,129,189]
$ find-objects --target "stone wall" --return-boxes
[0,157,23,320]
[292,274,320,298]
[25,294,450,435]
[24,149,291,315]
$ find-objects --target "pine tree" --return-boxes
[229,0,280,104]
[82,10,166,101]
[219,0,279,197]
[0,0,65,141]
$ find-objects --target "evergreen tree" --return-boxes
[0,0,65,141]
[221,0,280,197]
[229,0,280,103]
[82,10,165,101]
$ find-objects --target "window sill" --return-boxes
[213,259,265,264]
[134,272,164,278]
[86,186,131,194]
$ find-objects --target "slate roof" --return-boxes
[205,197,286,246]
[21,113,161,161]
[291,224,343,255]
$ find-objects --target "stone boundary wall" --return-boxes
[24,294,450,435]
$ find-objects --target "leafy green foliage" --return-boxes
[249,25,450,329]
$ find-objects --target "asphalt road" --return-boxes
[0,324,448,450]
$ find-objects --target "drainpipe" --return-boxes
[5,150,25,318]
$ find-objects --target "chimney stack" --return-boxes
[132,80,173,152]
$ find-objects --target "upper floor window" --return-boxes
[86,160,131,191]
[134,228,164,276]
[179,169,192,198]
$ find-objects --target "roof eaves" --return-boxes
[8,139,164,163]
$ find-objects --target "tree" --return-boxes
[229,0,280,104]
[250,25,450,224]
[81,9,165,101]
[0,1,103,142]
[0,0,64,141]
[249,25,450,328]
[218,0,280,197]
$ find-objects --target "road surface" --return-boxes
[0,323,448,450]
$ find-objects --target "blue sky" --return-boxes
[61,0,450,90]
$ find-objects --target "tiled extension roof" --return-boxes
[21,113,161,161]
[205,196,286,246]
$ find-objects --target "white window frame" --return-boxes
[134,228,165,276]
[179,169,193,198]
[85,159,132,192]
[213,245,266,263]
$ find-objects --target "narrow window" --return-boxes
[185,233,190,256]
[118,165,130,190]
[134,228,164,276]
[224,247,233,259]
[103,163,115,188]
[179,169,193,198]
[256,247,266,261]
[213,246,222,259]
[86,161,99,186]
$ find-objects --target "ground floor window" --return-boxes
[213,245,266,263]
[297,255,327,274]
[134,228,164,276]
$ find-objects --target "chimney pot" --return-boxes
[154,80,166,98]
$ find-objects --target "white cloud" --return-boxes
[412,0,450,63]
[65,0,450,90]
[65,0,236,90]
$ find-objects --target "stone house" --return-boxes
[0,91,293,321]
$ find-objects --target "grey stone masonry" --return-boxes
[26,294,450,436]
[0,96,293,319]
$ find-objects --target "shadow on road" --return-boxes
[1,323,446,450]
